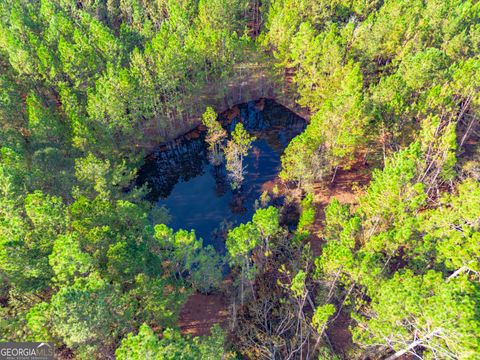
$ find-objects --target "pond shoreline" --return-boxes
[136,99,307,249]
[142,97,311,155]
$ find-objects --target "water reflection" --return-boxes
[136,99,305,250]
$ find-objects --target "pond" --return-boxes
[136,99,306,251]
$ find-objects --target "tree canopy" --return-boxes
[1,0,479,358]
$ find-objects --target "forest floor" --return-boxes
[178,292,229,337]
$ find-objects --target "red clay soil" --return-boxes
[316,162,371,206]
[308,158,372,257]
[325,310,354,358]
[178,292,229,337]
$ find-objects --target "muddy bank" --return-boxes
[139,63,310,153]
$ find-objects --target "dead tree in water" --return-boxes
[225,123,255,189]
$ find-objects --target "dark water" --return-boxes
[137,99,305,250]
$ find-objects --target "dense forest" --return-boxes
[0,0,479,359]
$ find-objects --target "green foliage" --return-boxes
[311,62,367,169]
[421,179,480,276]
[297,193,315,233]
[266,0,480,196]
[26,92,68,145]
[353,271,480,359]
[359,143,426,254]
[189,245,224,293]
[419,114,458,183]
[1,0,480,358]
[315,145,480,358]
[116,323,161,360]
[252,206,280,244]
[311,303,335,334]
[153,225,200,275]
[290,270,306,298]
[198,0,249,33]
[50,275,128,358]
[231,123,256,155]
[0,190,66,293]
[49,234,93,285]
[116,323,231,360]
[317,144,429,288]
[226,222,259,266]
[73,154,112,197]
[202,106,227,162]
[26,302,52,342]
[279,22,369,183]
[316,199,361,283]
[225,123,256,189]
[153,224,223,293]
[127,274,187,328]
[280,131,327,188]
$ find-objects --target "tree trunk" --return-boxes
[385,328,442,360]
